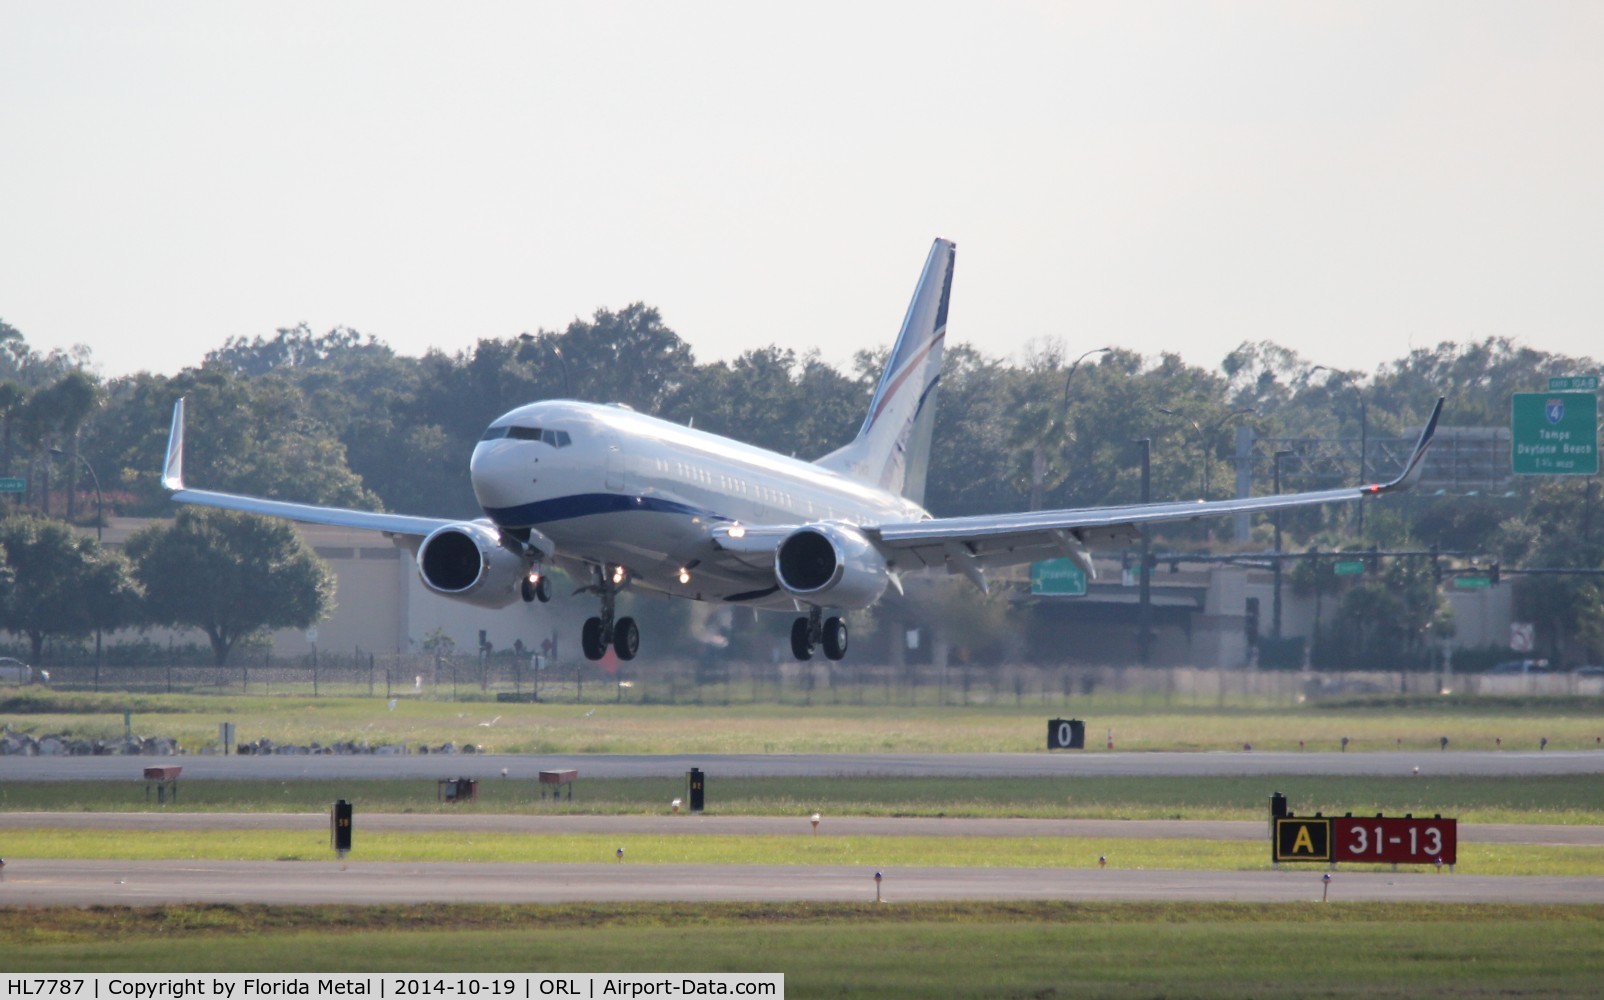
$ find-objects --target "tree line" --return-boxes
[1,308,1600,667]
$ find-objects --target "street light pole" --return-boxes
[1061,346,1110,410]
[1023,347,1113,513]
[519,333,572,397]
[1135,437,1152,666]
[1272,449,1295,641]
[50,447,104,690]
[1157,406,1257,501]
[1309,365,1369,536]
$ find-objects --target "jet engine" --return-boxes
[774,522,889,609]
[416,522,526,609]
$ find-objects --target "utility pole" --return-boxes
[1136,438,1152,666]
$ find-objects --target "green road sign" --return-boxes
[1030,558,1087,596]
[1455,576,1492,589]
[0,477,23,493]
[1333,560,1366,576]
[1512,391,1598,475]
[1548,376,1598,391]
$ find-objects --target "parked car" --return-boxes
[0,657,48,685]
[1573,665,1604,677]
[1489,659,1550,675]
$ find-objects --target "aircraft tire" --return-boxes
[790,617,813,661]
[614,617,640,661]
[581,617,606,661]
[822,616,848,660]
[521,578,537,603]
[534,576,552,603]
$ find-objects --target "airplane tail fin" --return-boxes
[816,238,955,504]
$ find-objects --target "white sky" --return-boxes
[3,1,1601,380]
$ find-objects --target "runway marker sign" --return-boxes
[1332,815,1457,866]
[1273,817,1331,862]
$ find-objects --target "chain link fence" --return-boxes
[36,654,1585,705]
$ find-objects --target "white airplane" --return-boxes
[162,238,1443,663]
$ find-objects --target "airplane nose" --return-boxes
[470,441,533,511]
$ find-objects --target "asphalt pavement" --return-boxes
[3,859,1599,906]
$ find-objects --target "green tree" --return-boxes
[555,303,695,412]
[1496,479,1604,664]
[84,367,380,516]
[665,346,866,460]
[0,515,140,663]
[1313,554,1450,670]
[0,381,25,477]
[127,509,335,666]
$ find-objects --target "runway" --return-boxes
[5,750,1603,781]
[3,858,1600,907]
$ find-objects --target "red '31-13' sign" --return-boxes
[1332,816,1456,866]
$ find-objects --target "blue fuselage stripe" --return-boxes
[485,492,728,529]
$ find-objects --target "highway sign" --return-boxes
[1273,817,1332,863]
[1333,560,1366,576]
[1332,815,1456,866]
[1454,576,1491,589]
[1510,622,1535,652]
[1548,375,1598,391]
[1030,558,1087,597]
[1512,391,1598,475]
[0,477,23,493]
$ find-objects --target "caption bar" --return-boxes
[4,977,782,1000]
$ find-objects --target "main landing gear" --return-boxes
[790,606,847,661]
[580,564,638,662]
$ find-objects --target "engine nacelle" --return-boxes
[416,522,526,609]
[774,522,889,610]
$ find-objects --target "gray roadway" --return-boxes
[3,859,1600,906]
[5,750,1604,780]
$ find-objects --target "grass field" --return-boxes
[4,774,1601,824]
[5,690,1604,754]
[3,902,1603,998]
[3,827,1598,875]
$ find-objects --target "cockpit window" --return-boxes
[480,425,571,447]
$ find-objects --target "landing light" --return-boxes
[678,568,691,584]
[612,566,626,585]
[728,524,747,539]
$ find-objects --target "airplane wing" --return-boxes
[161,398,555,555]
[863,397,1445,581]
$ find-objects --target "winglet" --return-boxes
[1374,396,1444,495]
[162,398,186,491]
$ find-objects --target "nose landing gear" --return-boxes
[580,564,638,662]
[790,607,847,661]
[521,571,551,603]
